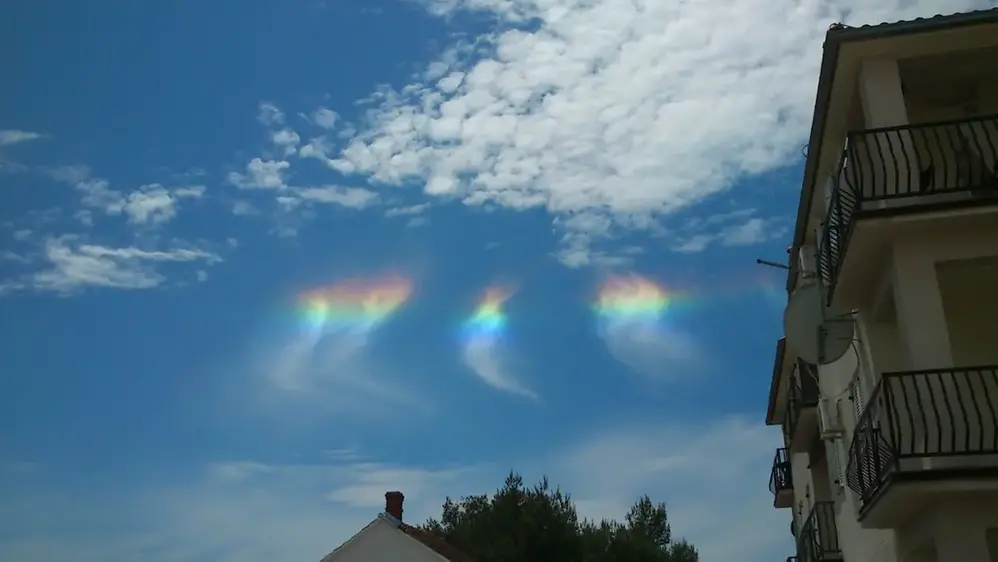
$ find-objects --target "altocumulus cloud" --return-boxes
[0,235,221,295]
[315,0,989,263]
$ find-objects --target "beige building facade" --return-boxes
[766,9,998,562]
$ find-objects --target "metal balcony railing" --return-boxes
[797,502,841,562]
[846,366,998,506]
[769,447,792,506]
[819,115,998,303]
[784,361,820,442]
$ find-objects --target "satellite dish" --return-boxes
[783,283,853,366]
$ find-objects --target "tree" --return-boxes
[421,472,698,562]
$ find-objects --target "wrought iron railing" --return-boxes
[797,501,841,562]
[819,115,998,303]
[817,179,855,302]
[785,361,820,442]
[846,366,998,505]
[769,447,792,506]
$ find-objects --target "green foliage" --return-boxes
[421,472,698,562]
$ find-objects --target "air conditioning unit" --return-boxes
[818,398,845,439]
[798,245,818,278]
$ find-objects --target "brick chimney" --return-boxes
[385,491,404,521]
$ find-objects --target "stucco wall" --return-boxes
[784,41,998,562]
[327,518,448,562]
[812,341,898,562]
[937,256,998,367]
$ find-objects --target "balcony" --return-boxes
[783,361,820,452]
[819,115,998,307]
[769,447,793,508]
[845,365,998,528]
[796,501,842,562]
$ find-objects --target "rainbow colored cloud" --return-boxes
[594,274,700,378]
[298,276,412,337]
[460,286,537,400]
[264,275,414,393]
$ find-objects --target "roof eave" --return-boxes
[785,9,998,293]
[765,337,787,425]
[785,32,843,294]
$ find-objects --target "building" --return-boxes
[765,8,998,562]
[318,491,473,562]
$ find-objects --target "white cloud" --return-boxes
[113,184,205,225]
[324,0,986,263]
[257,101,285,126]
[5,236,221,294]
[598,318,702,378]
[72,178,205,226]
[74,209,94,226]
[554,235,635,269]
[671,213,786,253]
[232,200,259,215]
[76,179,121,210]
[47,165,91,184]
[719,217,781,247]
[0,417,787,562]
[299,136,355,173]
[227,158,291,189]
[550,212,644,267]
[672,235,713,254]
[293,186,379,208]
[385,203,430,217]
[461,337,538,400]
[313,107,340,129]
[553,417,790,561]
[0,130,44,146]
[272,129,301,156]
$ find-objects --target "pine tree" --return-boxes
[421,472,698,562]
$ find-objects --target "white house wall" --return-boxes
[814,337,899,562]
[328,518,449,562]
[797,224,998,562]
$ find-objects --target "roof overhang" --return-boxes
[765,337,789,425]
[786,8,998,294]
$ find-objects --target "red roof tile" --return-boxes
[399,523,475,562]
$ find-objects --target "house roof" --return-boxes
[786,8,998,294]
[318,515,474,562]
[828,8,998,35]
[397,522,475,562]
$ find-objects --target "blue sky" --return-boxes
[2,0,982,561]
